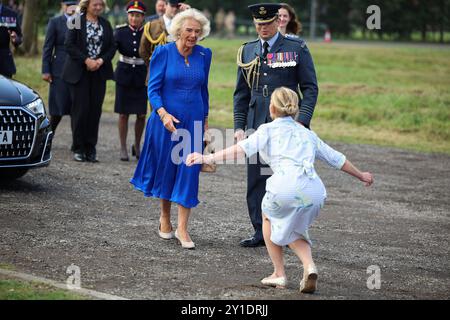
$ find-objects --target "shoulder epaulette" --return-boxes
[244,39,259,45]
[284,36,306,48]
[115,24,128,29]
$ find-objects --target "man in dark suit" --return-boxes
[62,2,116,162]
[42,0,77,134]
[0,2,22,78]
[234,3,319,247]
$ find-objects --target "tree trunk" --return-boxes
[421,24,427,42]
[20,0,40,56]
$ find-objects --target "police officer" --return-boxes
[42,0,77,134]
[234,3,319,247]
[114,1,148,161]
[0,2,22,78]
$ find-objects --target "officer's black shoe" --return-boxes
[86,152,99,163]
[239,237,265,247]
[73,152,86,162]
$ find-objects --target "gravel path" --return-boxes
[1,114,449,300]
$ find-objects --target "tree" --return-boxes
[20,0,40,55]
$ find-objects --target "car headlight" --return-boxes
[26,99,46,116]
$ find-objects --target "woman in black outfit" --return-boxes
[114,1,148,161]
[62,0,116,162]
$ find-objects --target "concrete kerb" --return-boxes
[0,268,129,300]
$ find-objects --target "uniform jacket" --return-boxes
[139,16,168,84]
[234,34,318,130]
[114,24,146,88]
[62,14,116,85]
[0,5,22,76]
[42,14,70,78]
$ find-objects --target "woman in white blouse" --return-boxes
[187,87,374,294]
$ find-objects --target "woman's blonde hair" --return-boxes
[271,87,299,118]
[77,0,108,14]
[169,8,211,41]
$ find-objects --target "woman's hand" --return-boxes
[234,129,245,142]
[94,58,104,70]
[85,58,97,71]
[186,152,204,166]
[8,30,17,44]
[179,3,191,11]
[161,113,180,133]
[204,118,209,132]
[360,172,374,187]
[42,73,53,83]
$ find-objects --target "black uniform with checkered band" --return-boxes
[234,3,319,247]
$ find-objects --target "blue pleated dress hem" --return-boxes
[130,178,200,209]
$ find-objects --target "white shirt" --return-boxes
[163,14,172,32]
[238,116,346,190]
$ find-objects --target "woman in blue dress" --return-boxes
[131,8,211,250]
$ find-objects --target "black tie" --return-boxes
[262,41,269,59]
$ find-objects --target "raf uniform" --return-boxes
[234,3,319,247]
[42,1,77,122]
[114,1,148,116]
[0,4,22,78]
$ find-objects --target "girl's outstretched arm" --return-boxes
[186,144,246,166]
[341,160,374,187]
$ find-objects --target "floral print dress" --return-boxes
[86,20,103,59]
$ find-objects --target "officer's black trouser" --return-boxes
[69,70,106,155]
[247,152,271,241]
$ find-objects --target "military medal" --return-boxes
[269,52,298,69]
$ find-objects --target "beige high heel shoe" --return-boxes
[300,264,318,294]
[174,230,195,250]
[261,276,287,289]
[158,223,174,240]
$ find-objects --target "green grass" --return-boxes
[0,276,89,300]
[14,37,450,154]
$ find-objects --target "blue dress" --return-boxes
[130,42,212,208]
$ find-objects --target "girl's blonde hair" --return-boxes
[169,8,211,40]
[77,0,108,14]
[271,87,299,118]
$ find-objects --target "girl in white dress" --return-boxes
[186,87,374,293]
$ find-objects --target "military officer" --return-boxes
[234,3,319,247]
[42,0,77,134]
[114,1,148,161]
[0,2,22,78]
[139,0,190,84]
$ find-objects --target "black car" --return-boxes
[0,75,53,180]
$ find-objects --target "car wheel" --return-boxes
[0,168,29,180]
